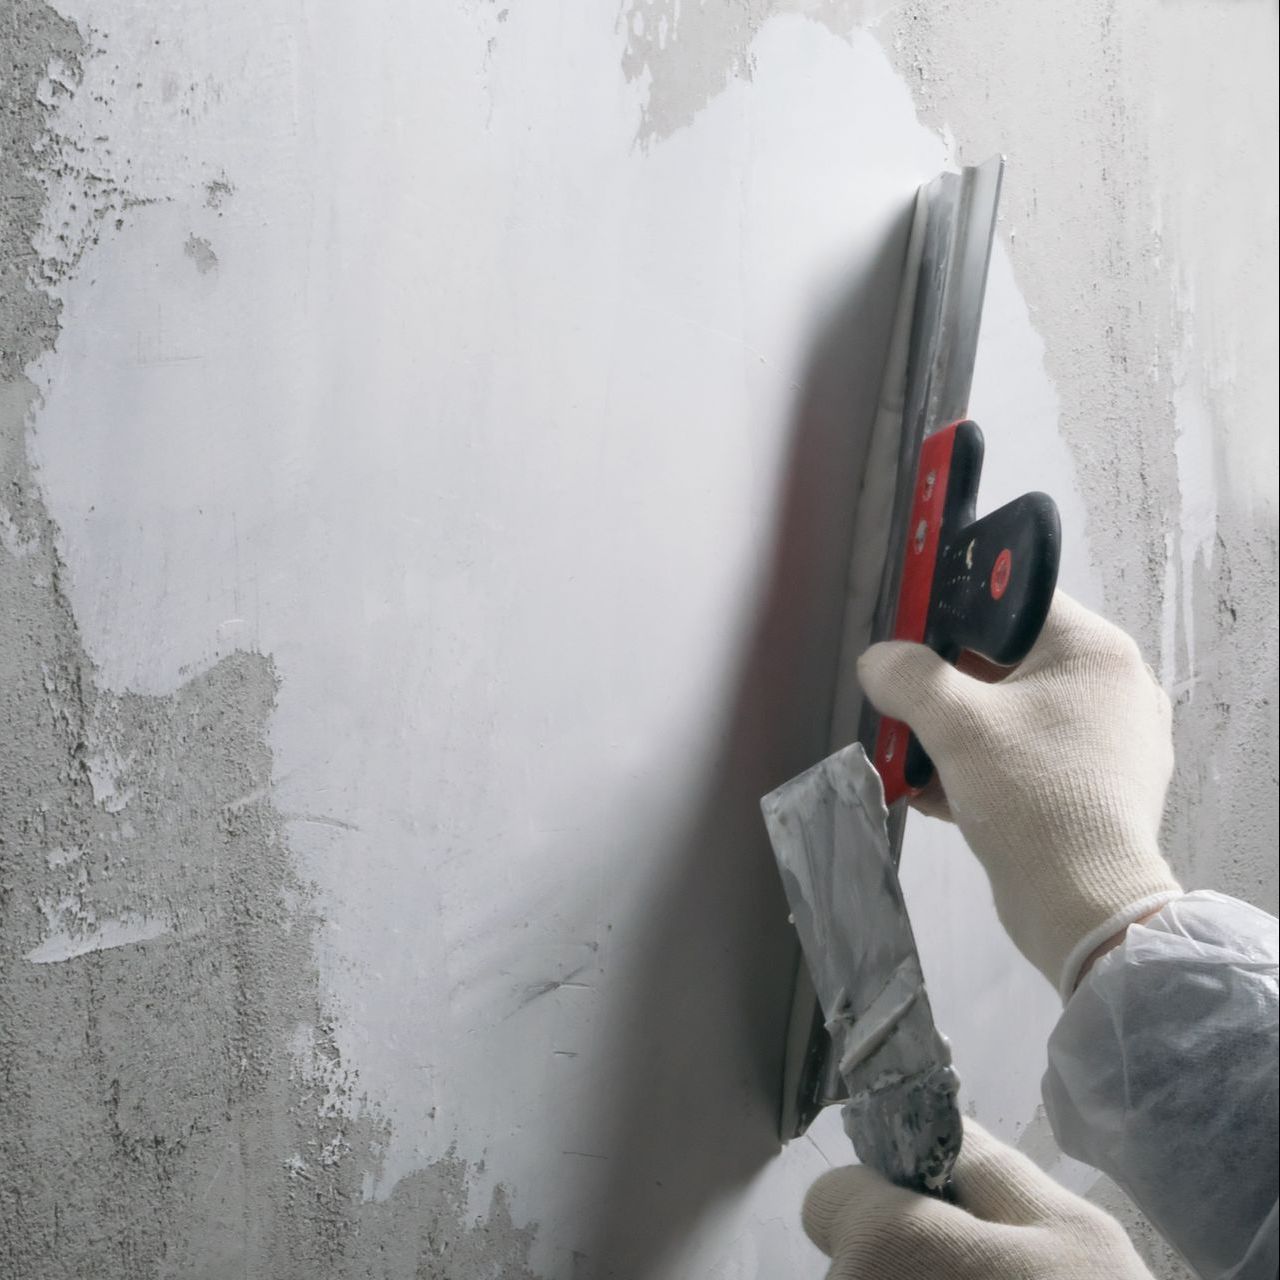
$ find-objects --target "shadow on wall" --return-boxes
[572,203,915,1278]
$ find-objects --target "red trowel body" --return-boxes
[873,419,1061,805]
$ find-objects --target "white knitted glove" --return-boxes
[803,1121,1155,1280]
[858,592,1181,998]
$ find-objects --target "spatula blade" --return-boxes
[761,743,961,1192]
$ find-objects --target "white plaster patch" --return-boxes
[26,911,172,963]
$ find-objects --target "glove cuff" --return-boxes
[1057,888,1183,1002]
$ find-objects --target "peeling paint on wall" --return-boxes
[0,4,542,1275]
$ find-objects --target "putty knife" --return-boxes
[760,156,1061,1192]
[761,438,1059,1190]
[762,742,962,1191]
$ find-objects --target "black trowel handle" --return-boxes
[903,493,1061,792]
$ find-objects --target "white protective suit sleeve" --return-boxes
[1043,891,1279,1280]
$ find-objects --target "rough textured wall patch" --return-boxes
[0,3,541,1274]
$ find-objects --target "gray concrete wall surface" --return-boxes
[1,1,1275,1277]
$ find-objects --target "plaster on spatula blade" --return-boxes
[762,743,960,1192]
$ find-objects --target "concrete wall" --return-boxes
[1,2,1275,1278]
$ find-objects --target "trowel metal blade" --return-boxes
[776,156,1005,1143]
[762,743,960,1192]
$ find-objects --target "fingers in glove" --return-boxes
[857,642,992,752]
[803,1166,887,1254]
[952,1121,1084,1227]
[1013,590,1145,679]
[1011,591,1099,675]
[803,1165,958,1267]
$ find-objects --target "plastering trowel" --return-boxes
[759,157,1061,1194]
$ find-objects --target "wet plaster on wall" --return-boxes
[0,3,541,1274]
